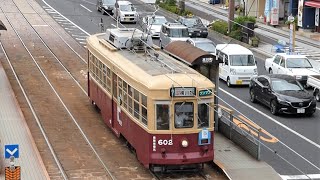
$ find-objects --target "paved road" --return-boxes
[35,0,320,178]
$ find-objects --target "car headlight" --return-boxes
[253,68,258,75]
[230,68,236,75]
[278,98,290,105]
[189,32,192,36]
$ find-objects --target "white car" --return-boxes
[186,38,216,54]
[265,53,320,85]
[159,22,189,49]
[142,15,168,38]
[113,1,138,23]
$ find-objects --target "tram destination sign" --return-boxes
[199,89,213,97]
[170,87,196,97]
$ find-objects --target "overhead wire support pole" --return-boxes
[228,0,235,34]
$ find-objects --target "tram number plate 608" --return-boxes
[158,139,173,146]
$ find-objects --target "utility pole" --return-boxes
[288,14,295,53]
[228,0,235,33]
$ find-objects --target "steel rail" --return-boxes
[1,3,116,180]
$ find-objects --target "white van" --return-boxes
[215,44,258,87]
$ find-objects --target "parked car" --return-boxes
[249,74,317,116]
[186,38,216,54]
[215,44,258,87]
[97,0,116,15]
[159,22,189,49]
[142,15,167,38]
[176,15,208,38]
[113,1,138,23]
[265,53,320,86]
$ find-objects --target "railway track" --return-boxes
[0,1,115,179]
[0,0,153,179]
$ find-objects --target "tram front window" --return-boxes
[156,104,169,130]
[198,103,209,128]
[174,102,194,128]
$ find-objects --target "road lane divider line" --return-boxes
[220,87,320,149]
[280,173,320,180]
[80,4,92,13]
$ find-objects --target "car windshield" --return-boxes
[169,28,189,37]
[230,55,255,66]
[151,17,167,25]
[271,79,303,91]
[119,4,134,11]
[103,0,116,4]
[195,42,216,53]
[184,18,202,27]
[286,58,313,68]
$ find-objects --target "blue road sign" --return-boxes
[4,144,19,159]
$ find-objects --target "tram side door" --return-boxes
[111,73,118,128]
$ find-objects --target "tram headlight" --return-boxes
[181,140,188,148]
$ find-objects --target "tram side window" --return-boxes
[156,104,169,130]
[141,94,147,126]
[102,64,107,88]
[98,61,103,83]
[133,89,140,120]
[123,81,128,109]
[174,102,194,128]
[113,74,117,98]
[106,67,111,92]
[128,85,133,114]
[198,103,209,128]
[118,78,123,104]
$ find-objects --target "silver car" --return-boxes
[186,38,216,54]
[159,22,189,49]
[113,1,138,23]
[142,15,168,38]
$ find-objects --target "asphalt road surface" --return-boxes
[35,0,320,178]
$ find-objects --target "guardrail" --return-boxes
[217,105,262,160]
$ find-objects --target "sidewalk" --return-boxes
[214,132,282,180]
[185,0,320,61]
[0,61,49,179]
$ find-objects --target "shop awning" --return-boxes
[305,1,320,8]
[164,41,221,66]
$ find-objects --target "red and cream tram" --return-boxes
[86,28,215,169]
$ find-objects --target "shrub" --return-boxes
[232,16,256,31]
[211,20,228,35]
[229,29,242,41]
[165,0,176,6]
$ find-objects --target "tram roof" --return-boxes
[87,34,214,89]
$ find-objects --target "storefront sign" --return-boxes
[297,0,304,27]
[170,87,196,97]
[316,8,319,27]
[270,7,279,25]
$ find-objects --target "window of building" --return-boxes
[174,102,194,128]
[156,104,169,130]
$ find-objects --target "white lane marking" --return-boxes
[220,88,320,149]
[280,174,320,180]
[71,34,88,38]
[32,24,49,27]
[41,0,90,36]
[55,19,68,22]
[76,38,86,41]
[81,0,95,5]
[80,4,92,13]
[317,107,320,110]
[111,24,116,27]
[79,41,87,44]
[64,27,78,30]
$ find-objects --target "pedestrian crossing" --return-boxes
[42,5,89,47]
[283,46,320,62]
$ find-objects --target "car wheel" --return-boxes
[270,100,278,115]
[316,91,320,102]
[159,40,163,49]
[269,68,273,74]
[250,88,256,103]
[227,77,232,87]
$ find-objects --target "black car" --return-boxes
[176,16,208,38]
[249,74,317,116]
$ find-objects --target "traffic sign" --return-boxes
[5,144,19,159]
